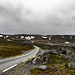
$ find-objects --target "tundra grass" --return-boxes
[0,45,34,58]
[30,54,75,75]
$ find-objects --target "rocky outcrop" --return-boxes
[34,44,75,68]
[65,47,75,62]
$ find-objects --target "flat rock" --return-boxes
[35,65,48,70]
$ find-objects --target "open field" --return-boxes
[0,43,34,58]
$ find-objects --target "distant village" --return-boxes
[0,33,75,44]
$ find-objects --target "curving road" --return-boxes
[0,46,39,74]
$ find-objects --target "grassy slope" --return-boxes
[30,54,75,75]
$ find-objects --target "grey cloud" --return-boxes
[0,3,33,33]
[0,0,75,35]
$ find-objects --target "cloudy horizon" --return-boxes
[0,0,75,35]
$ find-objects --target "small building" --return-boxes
[0,34,4,41]
[25,36,31,40]
[65,41,70,44]
[21,36,24,39]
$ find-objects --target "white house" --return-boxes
[0,34,3,37]
[70,36,72,39]
[42,36,47,39]
[21,36,24,39]
[6,36,8,38]
[25,36,31,40]
[31,36,35,39]
[65,41,70,44]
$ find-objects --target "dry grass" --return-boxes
[0,43,34,58]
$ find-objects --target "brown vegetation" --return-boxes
[0,43,34,58]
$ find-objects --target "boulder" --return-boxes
[35,65,48,70]
[49,51,58,55]
[68,61,75,68]
[33,57,41,65]
[56,48,66,54]
[70,61,75,68]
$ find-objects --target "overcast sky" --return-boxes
[0,0,75,35]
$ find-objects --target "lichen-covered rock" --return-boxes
[70,61,75,68]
